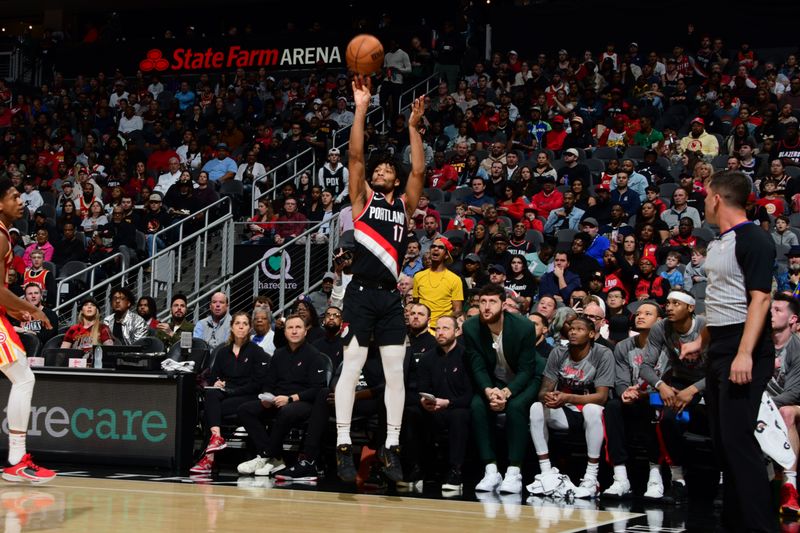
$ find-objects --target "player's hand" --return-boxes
[658,383,678,408]
[214,380,226,389]
[408,96,425,130]
[29,309,51,330]
[621,386,640,404]
[351,75,373,109]
[674,386,697,413]
[730,352,753,385]
[680,338,703,361]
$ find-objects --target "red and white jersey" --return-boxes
[352,191,408,284]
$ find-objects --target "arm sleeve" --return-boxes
[735,225,776,293]
[639,321,666,387]
[613,342,633,396]
[774,347,800,407]
[593,346,616,388]
[507,320,538,396]
[465,324,493,391]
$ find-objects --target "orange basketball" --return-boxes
[346,34,384,76]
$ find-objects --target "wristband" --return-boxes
[655,380,664,390]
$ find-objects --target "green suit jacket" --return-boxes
[463,311,545,398]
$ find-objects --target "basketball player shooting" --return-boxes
[0,178,55,483]
[334,75,425,482]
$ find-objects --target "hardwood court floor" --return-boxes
[0,476,643,533]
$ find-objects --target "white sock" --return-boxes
[385,424,401,448]
[485,463,498,475]
[786,470,797,488]
[539,458,552,474]
[613,465,628,482]
[670,465,685,484]
[506,465,520,477]
[585,461,599,480]
[8,433,25,465]
[336,425,352,446]
[649,463,662,480]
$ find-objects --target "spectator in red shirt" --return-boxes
[146,137,179,175]
[61,297,115,357]
[273,197,308,245]
[427,150,458,191]
[543,115,567,153]
[634,256,670,304]
[496,182,527,222]
[446,202,475,233]
[521,204,544,232]
[531,175,563,214]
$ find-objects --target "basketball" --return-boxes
[346,34,384,76]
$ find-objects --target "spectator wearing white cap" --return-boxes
[556,147,590,188]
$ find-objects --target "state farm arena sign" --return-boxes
[139,45,342,72]
[54,37,344,76]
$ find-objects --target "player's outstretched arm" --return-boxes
[348,75,372,217]
[403,97,426,216]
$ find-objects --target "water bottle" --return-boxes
[94,345,103,369]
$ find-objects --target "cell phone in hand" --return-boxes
[419,392,436,401]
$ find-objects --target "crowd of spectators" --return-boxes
[6,15,800,519]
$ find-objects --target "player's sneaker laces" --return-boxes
[379,445,403,482]
[572,477,599,499]
[336,444,357,482]
[254,458,285,477]
[204,434,227,454]
[601,477,632,499]
[475,465,503,492]
[237,455,268,475]
[274,460,318,482]
[2,455,56,484]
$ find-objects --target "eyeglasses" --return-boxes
[581,313,604,322]
[324,312,342,318]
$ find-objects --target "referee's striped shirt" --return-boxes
[704,221,775,327]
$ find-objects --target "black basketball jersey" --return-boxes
[319,164,347,197]
[352,191,408,284]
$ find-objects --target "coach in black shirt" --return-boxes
[682,170,776,532]
[236,314,329,480]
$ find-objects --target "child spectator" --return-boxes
[645,185,667,214]
[660,251,684,288]
[757,178,785,217]
[683,246,708,292]
[772,215,798,247]
[446,202,476,232]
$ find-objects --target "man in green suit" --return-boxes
[464,283,545,495]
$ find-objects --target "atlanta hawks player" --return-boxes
[334,75,425,483]
[0,178,55,483]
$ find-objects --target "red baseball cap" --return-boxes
[691,117,705,125]
[552,115,565,124]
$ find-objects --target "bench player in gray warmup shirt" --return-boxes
[528,316,614,499]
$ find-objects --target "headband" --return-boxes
[667,291,695,306]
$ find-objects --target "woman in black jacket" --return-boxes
[190,312,269,474]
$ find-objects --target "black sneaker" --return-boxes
[364,462,386,490]
[379,445,403,482]
[336,444,357,482]
[395,464,422,491]
[442,467,462,492]
[274,459,318,482]
[665,480,687,505]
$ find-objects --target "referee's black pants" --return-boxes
[706,324,776,533]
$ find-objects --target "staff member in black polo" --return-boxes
[682,170,776,533]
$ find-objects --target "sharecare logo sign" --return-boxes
[139,45,342,72]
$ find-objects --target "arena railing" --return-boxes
[54,197,235,328]
[174,213,343,323]
[250,147,316,212]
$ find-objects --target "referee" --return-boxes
[682,171,776,532]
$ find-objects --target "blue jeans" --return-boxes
[145,234,165,257]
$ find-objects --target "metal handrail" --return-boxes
[250,147,315,211]
[54,210,234,317]
[54,252,124,307]
[397,74,441,111]
[180,212,342,321]
[149,195,232,257]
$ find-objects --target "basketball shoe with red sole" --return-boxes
[2,455,56,484]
